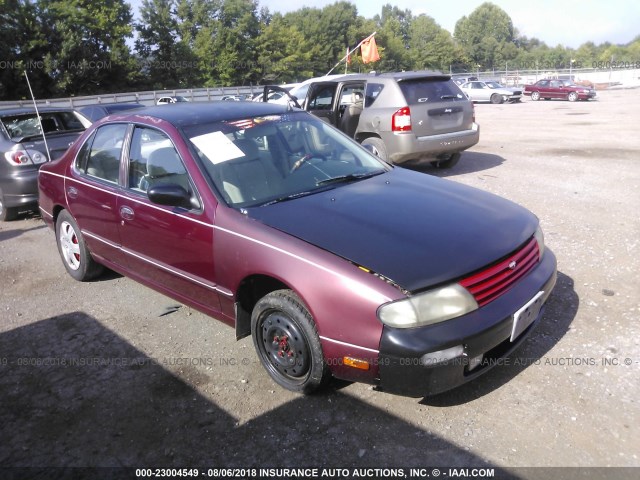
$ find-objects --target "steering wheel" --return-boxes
[290,153,326,173]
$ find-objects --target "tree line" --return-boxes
[1,0,638,100]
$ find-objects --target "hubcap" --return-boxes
[59,221,81,270]
[260,312,310,378]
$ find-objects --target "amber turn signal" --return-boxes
[343,357,370,370]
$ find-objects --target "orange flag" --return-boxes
[361,36,380,63]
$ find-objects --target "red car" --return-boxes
[524,79,596,101]
[38,103,556,397]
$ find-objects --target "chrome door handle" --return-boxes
[119,206,135,221]
[66,186,78,199]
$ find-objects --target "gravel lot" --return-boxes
[1,90,638,479]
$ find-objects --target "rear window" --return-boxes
[1,111,86,142]
[398,79,466,104]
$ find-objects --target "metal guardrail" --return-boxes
[2,67,638,110]
[0,86,261,109]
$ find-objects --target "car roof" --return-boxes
[114,101,292,127]
[0,107,77,116]
[79,103,142,112]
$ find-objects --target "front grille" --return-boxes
[512,90,522,95]
[459,237,539,307]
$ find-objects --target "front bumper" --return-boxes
[377,249,557,397]
[579,91,597,100]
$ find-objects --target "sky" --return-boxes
[257,0,639,48]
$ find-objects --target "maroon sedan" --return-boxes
[524,79,596,101]
[38,103,557,397]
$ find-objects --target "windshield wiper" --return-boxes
[315,170,385,186]
[440,94,457,100]
[258,190,315,207]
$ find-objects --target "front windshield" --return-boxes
[486,82,503,89]
[184,112,390,208]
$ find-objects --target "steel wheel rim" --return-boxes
[59,221,81,270]
[259,310,310,380]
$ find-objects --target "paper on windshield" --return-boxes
[190,131,244,164]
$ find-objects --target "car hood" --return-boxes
[247,168,538,292]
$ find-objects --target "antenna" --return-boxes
[24,70,52,162]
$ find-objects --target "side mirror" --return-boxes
[148,184,192,209]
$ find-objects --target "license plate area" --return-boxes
[511,291,545,342]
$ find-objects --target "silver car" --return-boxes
[460,81,522,104]
[267,72,480,169]
[0,108,90,221]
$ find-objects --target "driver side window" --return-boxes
[128,126,200,209]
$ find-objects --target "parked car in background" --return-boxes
[156,96,190,105]
[252,83,299,104]
[0,107,90,221]
[452,76,478,86]
[38,102,556,396]
[266,71,479,169]
[523,79,596,101]
[78,103,144,122]
[460,80,522,104]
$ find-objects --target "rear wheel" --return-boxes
[490,93,503,104]
[56,210,103,281]
[0,193,18,222]
[361,137,389,162]
[431,152,461,169]
[567,92,578,102]
[251,290,330,394]
[530,91,540,101]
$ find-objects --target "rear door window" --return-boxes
[78,124,128,184]
[364,83,384,107]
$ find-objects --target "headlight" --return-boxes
[378,283,478,328]
[534,225,545,259]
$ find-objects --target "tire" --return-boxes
[56,210,103,281]
[530,91,540,101]
[361,137,389,162]
[0,193,18,222]
[431,152,461,169]
[251,289,330,394]
[490,93,503,104]
[567,92,578,102]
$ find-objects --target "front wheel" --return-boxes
[56,210,103,281]
[490,93,503,104]
[567,92,578,102]
[251,290,330,394]
[361,137,389,162]
[431,152,461,169]
[530,91,540,101]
